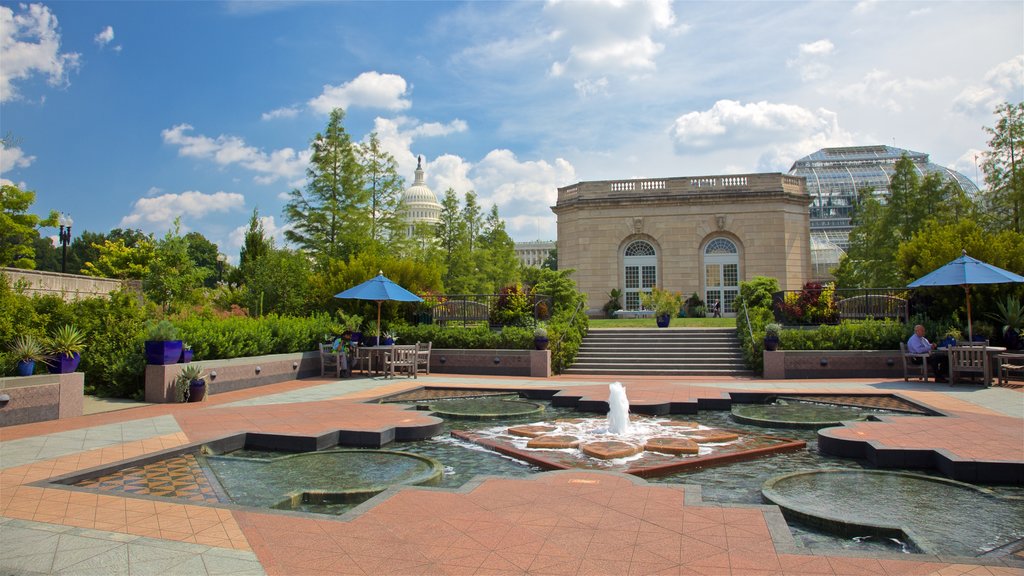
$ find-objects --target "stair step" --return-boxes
[565,327,748,375]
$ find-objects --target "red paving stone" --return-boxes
[2,374,1022,575]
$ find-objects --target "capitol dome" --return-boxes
[401,156,442,237]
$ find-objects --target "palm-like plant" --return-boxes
[9,335,47,363]
[988,296,1024,335]
[47,325,87,358]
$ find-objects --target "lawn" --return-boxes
[588,317,737,328]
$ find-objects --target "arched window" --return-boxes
[623,240,657,310]
[703,238,739,316]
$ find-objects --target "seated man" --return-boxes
[907,324,946,382]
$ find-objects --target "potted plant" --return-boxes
[763,323,782,352]
[9,335,46,377]
[382,330,397,346]
[988,296,1023,350]
[534,325,549,350]
[940,327,962,349]
[602,289,622,319]
[144,320,183,365]
[46,325,87,374]
[180,342,194,363]
[175,363,208,403]
[640,288,684,328]
[363,323,380,347]
[685,292,706,318]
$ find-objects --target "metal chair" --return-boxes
[900,342,929,382]
[948,345,990,385]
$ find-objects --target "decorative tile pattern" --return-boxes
[75,454,223,503]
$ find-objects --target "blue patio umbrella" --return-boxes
[334,271,423,342]
[907,250,1024,341]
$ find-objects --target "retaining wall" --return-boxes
[763,350,903,379]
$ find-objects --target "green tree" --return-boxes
[477,204,520,293]
[435,188,471,291]
[542,247,558,270]
[144,219,208,312]
[358,132,406,255]
[980,101,1024,233]
[1,183,57,269]
[284,108,369,262]
[238,208,271,271]
[241,247,313,316]
[184,231,221,288]
[80,238,155,279]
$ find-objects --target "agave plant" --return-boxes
[47,325,87,358]
[988,296,1024,335]
[9,335,47,363]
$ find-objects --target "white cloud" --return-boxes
[950,148,985,187]
[427,154,475,196]
[161,124,310,184]
[835,69,954,112]
[94,25,114,46]
[120,190,246,231]
[787,39,834,82]
[370,116,469,179]
[308,71,411,114]
[0,142,36,174]
[471,149,575,218]
[543,0,676,91]
[0,3,80,102]
[261,106,300,121]
[574,77,610,98]
[952,54,1024,115]
[669,100,854,171]
[853,0,879,15]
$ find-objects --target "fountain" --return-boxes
[606,381,630,434]
[451,383,804,477]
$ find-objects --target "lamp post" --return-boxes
[58,214,73,274]
[216,253,226,283]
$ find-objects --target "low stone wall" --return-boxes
[0,373,84,427]
[763,350,902,379]
[144,348,552,403]
[145,352,322,403]
[1,267,141,301]
[430,349,550,378]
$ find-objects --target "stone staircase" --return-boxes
[563,328,752,376]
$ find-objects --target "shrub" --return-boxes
[776,282,838,325]
[490,283,533,327]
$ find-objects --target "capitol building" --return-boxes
[401,156,442,238]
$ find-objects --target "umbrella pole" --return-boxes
[964,285,973,342]
[377,301,382,345]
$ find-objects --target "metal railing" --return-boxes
[771,287,913,325]
[417,293,553,329]
[553,300,586,374]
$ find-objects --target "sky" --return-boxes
[1,1,1022,263]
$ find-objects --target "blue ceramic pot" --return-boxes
[145,340,183,365]
[16,359,35,376]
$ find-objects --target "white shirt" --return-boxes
[907,333,932,354]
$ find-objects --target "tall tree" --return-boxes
[239,208,271,270]
[284,108,369,261]
[435,188,468,289]
[461,191,484,254]
[184,231,220,288]
[144,219,208,313]
[0,183,57,269]
[478,204,519,292]
[980,101,1024,233]
[357,132,406,255]
[80,238,155,279]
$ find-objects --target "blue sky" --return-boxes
[2,1,1021,262]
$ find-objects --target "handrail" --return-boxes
[552,300,586,373]
[741,300,755,345]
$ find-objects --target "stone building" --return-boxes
[401,156,443,238]
[514,240,555,267]
[552,173,811,317]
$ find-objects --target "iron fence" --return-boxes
[771,287,917,325]
[416,293,553,329]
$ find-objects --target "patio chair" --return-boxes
[996,353,1024,387]
[948,345,990,386]
[384,345,418,379]
[900,342,930,382]
[319,343,343,378]
[416,341,432,375]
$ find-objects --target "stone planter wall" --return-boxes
[145,351,321,403]
[762,350,902,379]
[430,349,550,378]
[0,373,84,427]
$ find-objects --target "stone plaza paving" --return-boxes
[1,372,1022,575]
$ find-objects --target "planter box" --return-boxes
[46,353,81,374]
[0,373,84,427]
[145,340,183,365]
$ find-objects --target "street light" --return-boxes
[58,213,73,274]
[216,253,226,283]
